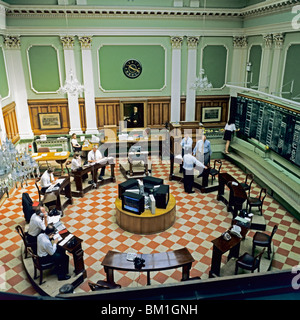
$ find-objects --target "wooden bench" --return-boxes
[101,247,195,286]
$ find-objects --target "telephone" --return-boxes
[222,232,231,241]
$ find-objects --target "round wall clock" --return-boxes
[123,59,142,79]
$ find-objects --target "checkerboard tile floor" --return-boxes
[0,158,299,295]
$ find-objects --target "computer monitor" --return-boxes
[122,192,145,215]
[118,179,139,198]
[154,185,169,209]
[143,176,164,194]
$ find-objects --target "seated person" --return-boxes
[71,152,88,181]
[40,167,55,194]
[71,133,82,152]
[37,224,70,281]
[27,206,48,253]
[88,145,105,180]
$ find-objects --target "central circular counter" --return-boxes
[115,194,176,234]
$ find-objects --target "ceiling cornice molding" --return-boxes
[4,0,300,20]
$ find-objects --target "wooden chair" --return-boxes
[88,280,121,291]
[246,187,267,215]
[252,225,278,260]
[37,147,50,170]
[240,173,254,195]
[15,225,33,259]
[209,159,222,185]
[235,248,265,274]
[27,247,55,285]
[34,177,43,202]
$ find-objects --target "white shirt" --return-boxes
[88,149,103,162]
[193,139,212,156]
[71,157,81,171]
[37,233,57,257]
[40,171,54,188]
[183,153,205,171]
[28,213,46,236]
[225,123,236,131]
[71,138,80,147]
[180,137,193,150]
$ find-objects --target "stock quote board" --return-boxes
[235,95,300,167]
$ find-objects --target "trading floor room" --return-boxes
[0,0,300,301]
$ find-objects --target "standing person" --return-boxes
[27,206,48,253]
[193,135,212,166]
[37,224,70,281]
[179,133,193,173]
[88,145,105,180]
[183,147,207,194]
[223,120,236,154]
[40,167,55,194]
[71,133,82,152]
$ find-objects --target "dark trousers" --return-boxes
[99,166,105,178]
[27,234,38,254]
[39,249,69,279]
[183,169,194,193]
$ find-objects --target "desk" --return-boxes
[43,176,73,214]
[115,194,176,234]
[209,225,249,278]
[217,172,247,218]
[102,248,194,286]
[59,231,85,276]
[32,151,70,175]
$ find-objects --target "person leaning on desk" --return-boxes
[179,133,193,173]
[87,145,106,181]
[71,152,88,181]
[37,224,70,281]
[183,147,207,194]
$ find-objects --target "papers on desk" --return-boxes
[33,156,42,160]
[54,151,68,156]
[41,153,48,157]
[56,178,65,185]
[53,233,62,241]
[58,233,74,246]
[32,153,38,157]
[48,215,60,224]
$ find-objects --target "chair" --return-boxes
[240,173,254,195]
[246,187,267,215]
[235,248,265,275]
[209,159,222,185]
[252,225,278,260]
[27,247,55,285]
[15,225,33,259]
[34,177,43,202]
[88,280,121,291]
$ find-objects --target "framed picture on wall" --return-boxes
[201,107,222,123]
[120,101,147,131]
[38,112,61,130]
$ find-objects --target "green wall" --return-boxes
[0,47,9,99]
[247,44,262,89]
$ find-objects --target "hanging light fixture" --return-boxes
[59,5,84,96]
[0,133,39,197]
[191,0,213,91]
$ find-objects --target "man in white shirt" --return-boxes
[27,206,48,244]
[88,145,105,180]
[180,133,193,173]
[183,147,207,193]
[37,224,70,281]
[40,168,55,194]
[193,135,212,166]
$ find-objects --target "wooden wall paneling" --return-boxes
[147,99,171,128]
[78,98,86,132]
[28,99,70,136]
[2,102,20,144]
[95,100,120,129]
[180,99,186,121]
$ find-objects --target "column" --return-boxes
[230,36,248,87]
[60,36,83,135]
[269,33,285,95]
[78,36,98,135]
[170,36,183,123]
[185,36,199,121]
[4,36,33,140]
[259,34,273,93]
[0,4,6,30]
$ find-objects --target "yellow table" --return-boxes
[115,194,176,234]
[32,151,70,174]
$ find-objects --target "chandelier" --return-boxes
[191,68,213,91]
[59,69,84,96]
[0,136,39,197]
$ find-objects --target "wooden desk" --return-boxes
[217,172,247,218]
[209,225,249,278]
[59,231,85,276]
[43,176,73,214]
[115,194,176,234]
[102,248,194,286]
[32,151,70,174]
